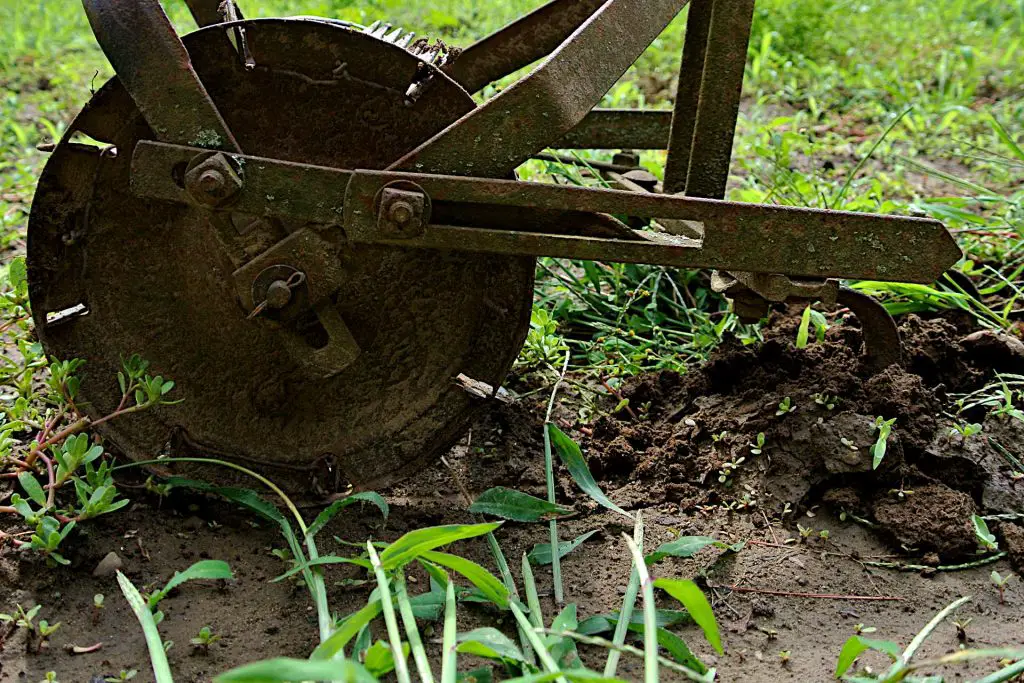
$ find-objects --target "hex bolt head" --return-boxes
[184,154,244,207]
[378,186,428,238]
[265,280,293,310]
[388,200,416,227]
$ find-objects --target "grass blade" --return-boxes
[522,552,545,630]
[486,533,535,665]
[653,579,722,654]
[528,530,601,566]
[214,657,377,682]
[604,513,643,678]
[367,542,411,683]
[395,571,435,683]
[623,533,658,683]
[420,550,510,608]
[545,350,571,604]
[509,602,568,683]
[115,571,174,683]
[441,579,458,683]
[974,658,1024,683]
[548,424,632,520]
[380,523,502,570]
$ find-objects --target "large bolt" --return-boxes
[184,154,243,207]
[265,280,293,310]
[387,200,416,227]
[378,186,427,238]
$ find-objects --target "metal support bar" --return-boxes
[390,0,691,178]
[679,0,756,198]
[444,0,608,93]
[82,0,241,152]
[131,142,961,283]
[663,0,714,194]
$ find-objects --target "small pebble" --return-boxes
[92,552,122,577]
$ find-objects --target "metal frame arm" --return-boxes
[444,0,608,93]
[390,0,691,178]
[132,142,961,284]
[81,0,241,152]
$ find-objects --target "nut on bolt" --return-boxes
[185,154,243,207]
[378,187,427,238]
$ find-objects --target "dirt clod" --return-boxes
[1002,523,1024,573]
[872,485,978,559]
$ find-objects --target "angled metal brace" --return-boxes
[81,0,241,152]
[444,0,608,93]
[391,0,691,178]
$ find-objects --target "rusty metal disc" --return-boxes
[28,19,535,494]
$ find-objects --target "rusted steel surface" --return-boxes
[444,0,608,93]
[29,21,534,494]
[131,144,960,283]
[663,0,714,194]
[391,0,691,177]
[559,109,672,149]
[82,0,241,152]
[838,288,904,371]
[678,0,756,198]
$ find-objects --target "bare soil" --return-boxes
[2,312,1024,682]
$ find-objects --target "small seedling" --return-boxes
[813,393,838,410]
[871,416,897,470]
[779,650,792,667]
[776,397,795,416]
[712,430,729,443]
[797,524,815,542]
[840,436,859,452]
[104,670,138,682]
[39,672,59,683]
[973,515,999,552]
[952,616,972,642]
[749,432,766,455]
[0,604,60,653]
[990,570,1015,605]
[853,623,876,635]
[718,456,746,484]
[92,594,104,625]
[818,529,830,543]
[948,421,982,441]
[190,625,221,654]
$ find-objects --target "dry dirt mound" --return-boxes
[586,313,1024,560]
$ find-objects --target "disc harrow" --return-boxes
[27,0,962,494]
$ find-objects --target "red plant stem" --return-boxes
[38,452,56,508]
[725,585,904,601]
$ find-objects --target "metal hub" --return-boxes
[28,20,535,494]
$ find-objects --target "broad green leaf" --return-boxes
[645,536,721,564]
[835,635,900,678]
[311,600,383,660]
[457,627,526,663]
[548,425,631,519]
[116,572,174,683]
[163,560,234,595]
[363,640,408,678]
[973,515,999,551]
[18,472,46,507]
[654,579,722,654]
[380,523,501,570]
[8,257,27,290]
[166,479,289,529]
[469,487,570,523]
[307,492,389,539]
[420,551,509,608]
[528,530,600,565]
[215,657,377,682]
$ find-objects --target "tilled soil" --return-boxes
[2,312,1024,682]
